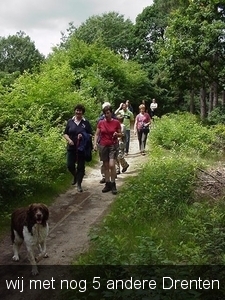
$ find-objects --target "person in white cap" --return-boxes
[102,102,111,109]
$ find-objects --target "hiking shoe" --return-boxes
[72,177,77,185]
[111,182,117,195]
[99,177,106,184]
[77,184,83,192]
[122,164,129,173]
[102,182,111,193]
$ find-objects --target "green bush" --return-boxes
[208,106,225,125]
[0,125,66,199]
[150,112,215,156]
[174,203,225,264]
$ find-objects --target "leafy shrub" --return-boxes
[211,123,225,153]
[208,106,225,125]
[0,125,66,199]
[116,155,197,219]
[174,203,225,264]
[150,112,215,156]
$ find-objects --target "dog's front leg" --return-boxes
[36,240,48,262]
[27,246,39,275]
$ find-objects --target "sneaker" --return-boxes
[99,177,106,184]
[102,182,111,193]
[122,164,129,173]
[77,184,83,192]
[111,182,117,195]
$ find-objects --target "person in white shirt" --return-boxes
[150,98,158,118]
[115,102,134,155]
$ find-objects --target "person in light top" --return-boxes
[115,102,134,156]
[134,104,151,155]
[115,114,129,174]
[150,98,158,118]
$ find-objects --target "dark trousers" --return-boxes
[67,150,85,184]
[137,129,149,152]
[125,130,130,154]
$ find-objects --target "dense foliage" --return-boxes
[1,6,225,298]
[75,113,225,268]
[0,31,44,87]
[0,38,149,204]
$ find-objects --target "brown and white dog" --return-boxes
[11,203,49,275]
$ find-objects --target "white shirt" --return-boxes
[150,102,158,111]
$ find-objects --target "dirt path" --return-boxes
[0,133,149,299]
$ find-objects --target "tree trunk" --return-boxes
[200,87,207,119]
[222,90,225,106]
[208,85,213,113]
[213,81,218,108]
[190,89,194,113]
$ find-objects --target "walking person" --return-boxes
[150,98,158,118]
[115,102,134,156]
[94,105,122,195]
[115,114,129,174]
[134,104,151,155]
[98,102,115,184]
[64,104,93,192]
[125,99,133,113]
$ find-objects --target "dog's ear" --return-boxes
[26,204,36,231]
[27,204,34,216]
[41,204,49,221]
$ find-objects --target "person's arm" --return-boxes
[93,128,100,151]
[63,134,74,145]
[113,126,122,138]
[134,115,138,134]
[130,112,135,126]
[144,113,151,127]
[115,103,123,115]
[63,121,74,145]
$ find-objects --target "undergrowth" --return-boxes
[74,113,225,266]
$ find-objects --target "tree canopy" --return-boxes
[61,12,134,58]
[0,31,44,74]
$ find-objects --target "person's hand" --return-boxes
[93,144,98,151]
[113,132,118,138]
[68,139,74,145]
[77,133,82,140]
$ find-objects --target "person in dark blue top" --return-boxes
[64,104,92,192]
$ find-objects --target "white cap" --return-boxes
[102,102,111,109]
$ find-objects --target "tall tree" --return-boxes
[61,12,134,58]
[156,0,225,118]
[0,31,44,74]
